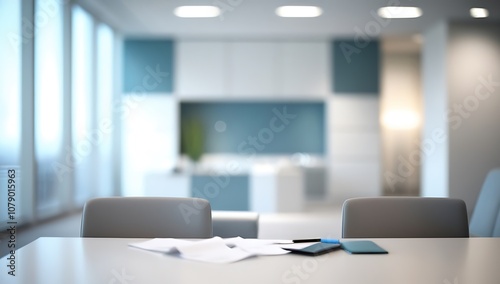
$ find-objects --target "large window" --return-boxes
[72,5,95,204]
[72,6,117,202]
[34,0,65,215]
[1,2,117,223]
[95,23,115,197]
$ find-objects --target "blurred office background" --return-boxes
[1,0,500,254]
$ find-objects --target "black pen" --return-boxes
[293,238,340,244]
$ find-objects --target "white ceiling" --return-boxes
[77,0,499,39]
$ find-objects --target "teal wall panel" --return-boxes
[123,39,173,93]
[332,39,380,93]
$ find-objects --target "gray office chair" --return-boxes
[81,197,212,238]
[212,211,259,238]
[469,168,500,237]
[342,197,469,238]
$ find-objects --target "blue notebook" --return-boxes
[340,240,388,254]
[284,243,341,256]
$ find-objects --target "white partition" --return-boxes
[143,172,190,197]
[327,95,381,205]
[250,164,304,213]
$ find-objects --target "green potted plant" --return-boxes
[181,118,204,163]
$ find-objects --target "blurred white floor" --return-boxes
[259,206,342,239]
[0,211,83,258]
[0,204,342,258]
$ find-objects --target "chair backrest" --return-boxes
[342,197,469,238]
[470,168,500,237]
[212,211,259,238]
[81,197,212,238]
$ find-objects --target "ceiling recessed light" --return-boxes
[377,6,423,19]
[470,8,489,18]
[174,6,220,18]
[275,6,323,18]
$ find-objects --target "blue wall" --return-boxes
[332,39,380,93]
[123,39,174,93]
[181,102,325,155]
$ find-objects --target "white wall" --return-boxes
[421,22,449,198]
[121,95,178,196]
[447,22,500,216]
[380,50,422,195]
[423,21,500,216]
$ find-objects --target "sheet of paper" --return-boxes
[129,238,194,253]
[130,237,256,263]
[223,238,318,252]
[129,237,293,263]
[224,237,290,255]
[175,237,255,263]
[223,237,277,247]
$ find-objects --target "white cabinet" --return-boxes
[250,164,304,213]
[175,40,329,99]
[176,41,227,97]
[228,42,279,97]
[279,42,329,97]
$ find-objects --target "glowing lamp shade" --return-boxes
[174,6,220,18]
[275,6,323,18]
[382,110,420,130]
[377,6,423,19]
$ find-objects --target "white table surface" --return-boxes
[1,237,499,284]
